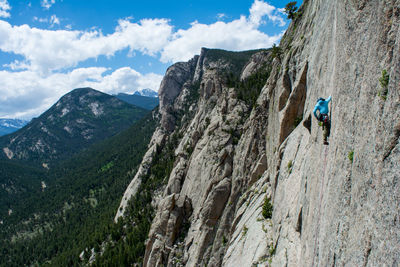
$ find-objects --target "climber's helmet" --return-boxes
[317,97,325,103]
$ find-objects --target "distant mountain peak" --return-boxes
[0,119,29,136]
[133,89,158,98]
[0,88,148,165]
[116,92,159,110]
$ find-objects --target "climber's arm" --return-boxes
[326,95,332,103]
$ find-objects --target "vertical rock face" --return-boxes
[117,0,400,266]
[158,57,199,132]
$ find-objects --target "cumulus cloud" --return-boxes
[0,67,162,118]
[160,17,283,63]
[0,0,11,18]
[0,18,172,73]
[0,0,287,118]
[249,0,285,27]
[82,67,163,95]
[159,0,285,63]
[0,0,285,72]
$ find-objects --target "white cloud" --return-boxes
[0,18,173,73]
[159,0,285,62]
[41,0,56,10]
[0,67,162,118]
[33,16,51,24]
[277,8,286,13]
[217,13,227,20]
[160,17,283,63]
[249,0,285,27]
[0,0,285,73]
[82,67,163,95]
[50,15,60,26]
[0,0,11,18]
[0,0,287,118]
[33,16,44,22]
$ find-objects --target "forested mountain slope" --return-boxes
[0,109,158,266]
[0,87,148,167]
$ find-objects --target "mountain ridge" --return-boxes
[0,119,29,136]
[133,88,158,98]
[0,87,148,167]
[115,92,159,110]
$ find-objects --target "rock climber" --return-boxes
[313,96,331,145]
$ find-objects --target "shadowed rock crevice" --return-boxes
[383,122,400,161]
[303,112,312,133]
[296,207,303,234]
[362,234,372,267]
[279,70,292,111]
[279,62,308,144]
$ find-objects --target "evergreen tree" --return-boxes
[284,1,298,20]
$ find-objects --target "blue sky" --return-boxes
[0,0,302,119]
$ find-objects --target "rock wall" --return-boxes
[117,0,400,266]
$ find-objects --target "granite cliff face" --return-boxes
[117,0,400,266]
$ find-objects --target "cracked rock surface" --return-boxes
[117,1,400,265]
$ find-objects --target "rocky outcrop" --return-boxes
[159,57,199,132]
[240,50,271,81]
[117,0,400,266]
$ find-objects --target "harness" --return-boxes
[317,113,329,123]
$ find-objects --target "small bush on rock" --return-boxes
[287,160,293,174]
[348,150,354,164]
[242,225,249,237]
[379,69,389,89]
[262,196,273,219]
[294,115,303,127]
[378,69,389,100]
[271,44,282,60]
